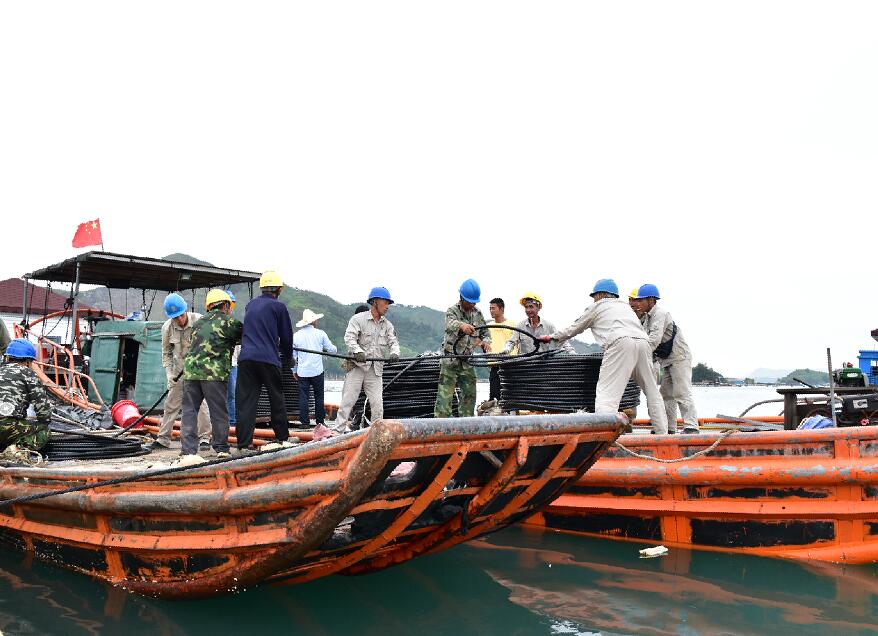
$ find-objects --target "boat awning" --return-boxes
[23,252,261,291]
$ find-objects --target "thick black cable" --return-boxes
[291,324,544,364]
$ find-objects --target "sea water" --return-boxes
[1,387,875,635]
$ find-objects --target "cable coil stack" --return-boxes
[498,353,641,413]
[256,369,315,420]
[352,355,459,425]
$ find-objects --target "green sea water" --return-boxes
[1,526,876,635]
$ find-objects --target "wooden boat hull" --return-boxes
[0,413,621,598]
[525,424,878,563]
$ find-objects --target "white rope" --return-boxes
[612,428,738,463]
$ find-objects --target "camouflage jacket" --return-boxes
[183,309,243,382]
[442,303,491,359]
[0,363,53,423]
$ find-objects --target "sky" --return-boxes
[1,2,876,377]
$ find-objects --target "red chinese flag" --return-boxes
[72,219,103,248]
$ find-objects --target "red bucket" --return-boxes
[111,400,142,428]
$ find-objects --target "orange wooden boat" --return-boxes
[525,420,878,564]
[0,413,622,598]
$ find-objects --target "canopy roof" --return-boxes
[23,252,261,292]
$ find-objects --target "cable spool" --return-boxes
[498,353,641,413]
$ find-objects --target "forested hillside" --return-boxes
[78,254,597,377]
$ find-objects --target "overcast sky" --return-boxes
[2,2,876,377]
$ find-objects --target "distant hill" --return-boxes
[693,363,724,383]
[776,369,830,386]
[77,253,598,377]
[749,367,793,383]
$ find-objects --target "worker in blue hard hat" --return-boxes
[631,284,699,434]
[434,279,492,418]
[539,279,669,434]
[150,293,212,451]
[334,286,400,431]
[0,338,52,455]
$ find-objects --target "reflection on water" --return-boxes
[0,527,876,635]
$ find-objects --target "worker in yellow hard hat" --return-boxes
[503,292,575,356]
[628,288,641,315]
[235,270,295,451]
[178,289,243,464]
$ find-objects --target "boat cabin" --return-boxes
[19,251,260,411]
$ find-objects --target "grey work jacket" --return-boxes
[641,304,691,367]
[344,310,401,376]
[550,298,646,349]
[505,318,575,355]
[161,312,203,379]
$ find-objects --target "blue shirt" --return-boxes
[238,293,294,367]
[293,325,337,377]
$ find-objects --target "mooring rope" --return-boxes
[612,428,738,463]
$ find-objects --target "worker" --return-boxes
[227,291,240,433]
[628,288,640,312]
[334,287,400,431]
[503,292,575,355]
[0,338,52,455]
[435,279,491,418]
[0,320,11,356]
[632,284,699,434]
[539,279,669,434]
[179,290,243,462]
[150,293,212,452]
[487,297,516,400]
[293,308,337,427]
[236,271,294,450]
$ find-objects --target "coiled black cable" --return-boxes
[44,423,148,462]
[498,352,641,413]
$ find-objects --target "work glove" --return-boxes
[389,353,399,362]
[538,335,552,343]
[354,352,367,363]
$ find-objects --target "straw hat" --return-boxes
[296,308,324,328]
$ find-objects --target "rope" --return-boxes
[612,428,738,463]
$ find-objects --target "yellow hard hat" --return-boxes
[205,289,232,309]
[259,270,283,288]
[519,292,543,306]
[628,288,640,299]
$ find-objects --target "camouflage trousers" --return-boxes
[0,419,50,451]
[434,360,476,418]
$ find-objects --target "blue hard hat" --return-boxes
[459,279,481,303]
[590,278,619,298]
[367,286,394,304]
[637,283,660,300]
[6,338,36,360]
[163,293,187,319]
